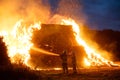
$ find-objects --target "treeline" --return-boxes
[86,29,120,61]
[95,29,120,61]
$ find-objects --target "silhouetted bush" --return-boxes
[0,64,41,80]
[0,37,43,80]
[0,36,10,66]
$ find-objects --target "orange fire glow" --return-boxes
[0,20,41,67]
[0,17,118,69]
[61,18,118,67]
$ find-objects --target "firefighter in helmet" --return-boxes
[60,50,68,74]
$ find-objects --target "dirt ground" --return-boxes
[39,67,120,80]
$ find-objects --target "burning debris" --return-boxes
[61,19,119,67]
[0,18,119,70]
[0,20,41,67]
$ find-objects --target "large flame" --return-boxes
[0,17,118,69]
[61,18,117,67]
[0,20,41,67]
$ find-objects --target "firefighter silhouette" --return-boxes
[60,50,68,74]
[72,52,77,74]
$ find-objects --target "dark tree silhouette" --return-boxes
[0,36,10,66]
[83,29,120,61]
[92,29,120,61]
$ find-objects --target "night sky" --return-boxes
[48,0,120,31]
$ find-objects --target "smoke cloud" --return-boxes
[0,0,50,32]
[56,0,86,23]
[0,0,86,32]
